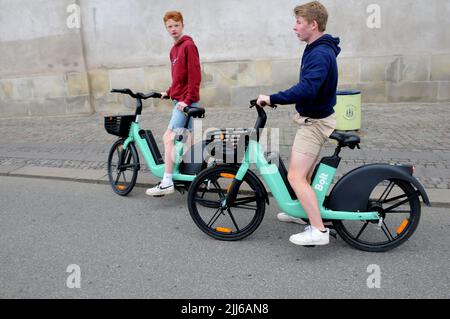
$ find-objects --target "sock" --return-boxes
[312,226,328,233]
[160,174,173,187]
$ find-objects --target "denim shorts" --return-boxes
[168,100,200,132]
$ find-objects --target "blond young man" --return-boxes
[146,11,201,196]
[257,1,340,246]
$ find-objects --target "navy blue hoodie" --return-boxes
[270,34,341,118]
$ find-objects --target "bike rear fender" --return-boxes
[326,163,431,212]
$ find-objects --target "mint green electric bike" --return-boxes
[187,100,431,252]
[105,88,208,196]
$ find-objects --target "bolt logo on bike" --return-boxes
[314,172,330,192]
[187,99,431,252]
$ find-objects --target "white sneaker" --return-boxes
[145,183,174,196]
[289,226,330,246]
[277,212,308,225]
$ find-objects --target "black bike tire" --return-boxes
[333,179,421,252]
[107,139,139,196]
[187,165,266,241]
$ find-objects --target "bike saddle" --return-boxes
[329,131,360,149]
[183,106,205,118]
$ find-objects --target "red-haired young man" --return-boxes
[146,11,202,196]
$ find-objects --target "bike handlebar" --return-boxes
[111,88,169,100]
[249,99,277,108]
[111,88,170,116]
[248,99,278,132]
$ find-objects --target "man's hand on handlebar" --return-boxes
[160,92,169,100]
[176,101,188,112]
[257,95,271,107]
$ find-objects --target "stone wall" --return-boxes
[1,0,449,117]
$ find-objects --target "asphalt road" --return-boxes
[0,176,449,299]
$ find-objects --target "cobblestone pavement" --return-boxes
[0,102,449,189]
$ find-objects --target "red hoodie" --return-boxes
[166,35,201,106]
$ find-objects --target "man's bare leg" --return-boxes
[287,151,325,230]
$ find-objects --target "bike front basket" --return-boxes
[104,115,136,137]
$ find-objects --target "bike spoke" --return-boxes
[199,184,208,199]
[355,221,370,240]
[207,208,224,228]
[233,196,257,206]
[207,176,226,199]
[120,149,128,166]
[382,193,409,204]
[194,197,222,208]
[125,150,132,165]
[115,147,122,162]
[199,188,225,195]
[232,204,257,211]
[227,208,240,232]
[382,197,412,213]
[383,210,411,214]
[120,164,139,169]
[114,171,123,185]
[378,181,395,202]
[381,221,394,241]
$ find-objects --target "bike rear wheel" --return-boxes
[333,179,421,252]
[187,165,266,241]
[107,139,139,196]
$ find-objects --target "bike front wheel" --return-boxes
[187,165,266,241]
[107,139,139,196]
[333,179,421,252]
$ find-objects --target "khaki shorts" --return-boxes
[292,113,336,157]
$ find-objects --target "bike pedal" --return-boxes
[153,195,165,198]
[330,231,337,239]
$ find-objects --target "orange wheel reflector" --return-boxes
[215,227,233,233]
[396,219,409,235]
[117,185,126,191]
[220,133,225,141]
[220,173,235,179]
